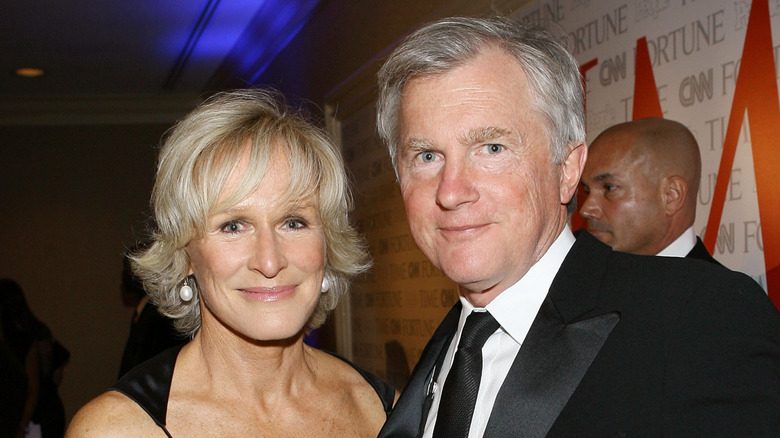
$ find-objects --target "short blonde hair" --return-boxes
[132,88,370,336]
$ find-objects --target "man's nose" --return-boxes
[578,192,602,221]
[435,159,479,210]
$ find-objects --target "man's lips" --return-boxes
[586,220,611,234]
[239,285,296,302]
[586,226,612,239]
[438,222,490,236]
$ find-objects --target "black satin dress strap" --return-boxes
[109,344,395,437]
[110,343,182,437]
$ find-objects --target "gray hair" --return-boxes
[132,88,370,336]
[377,16,585,171]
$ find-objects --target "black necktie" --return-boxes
[433,311,500,438]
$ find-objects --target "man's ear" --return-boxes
[662,175,687,215]
[561,142,587,205]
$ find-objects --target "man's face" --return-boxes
[579,135,667,255]
[396,46,579,307]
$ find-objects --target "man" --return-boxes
[375,16,780,437]
[579,117,718,263]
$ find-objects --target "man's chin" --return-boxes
[457,285,504,307]
[587,229,613,244]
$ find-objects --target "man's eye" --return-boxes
[604,184,616,192]
[483,143,504,154]
[419,151,436,163]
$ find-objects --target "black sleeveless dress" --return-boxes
[111,344,395,437]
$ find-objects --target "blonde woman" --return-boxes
[67,89,394,437]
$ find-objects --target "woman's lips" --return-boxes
[240,285,296,302]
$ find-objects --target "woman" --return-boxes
[67,89,394,437]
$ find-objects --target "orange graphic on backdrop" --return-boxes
[581,0,779,307]
[632,37,663,120]
[701,0,780,307]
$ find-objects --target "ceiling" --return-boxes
[0,0,322,125]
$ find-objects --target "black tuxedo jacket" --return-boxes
[686,236,721,265]
[379,232,780,437]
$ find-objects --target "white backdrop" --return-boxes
[514,0,778,296]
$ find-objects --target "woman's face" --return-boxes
[186,147,326,342]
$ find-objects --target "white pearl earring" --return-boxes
[179,279,194,302]
[321,277,330,293]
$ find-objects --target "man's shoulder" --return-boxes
[572,230,747,283]
[568,231,773,316]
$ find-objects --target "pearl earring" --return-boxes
[179,278,194,302]
[321,277,330,293]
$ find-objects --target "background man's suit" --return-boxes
[379,232,780,437]
[687,236,721,265]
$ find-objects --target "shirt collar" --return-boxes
[656,226,697,258]
[459,226,576,345]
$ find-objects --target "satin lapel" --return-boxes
[485,298,620,438]
[377,304,461,438]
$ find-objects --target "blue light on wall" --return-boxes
[219,0,322,84]
[160,0,320,91]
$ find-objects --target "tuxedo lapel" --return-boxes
[377,304,461,438]
[381,232,620,438]
[484,299,619,438]
[485,231,621,438]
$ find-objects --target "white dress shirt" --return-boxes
[423,227,576,438]
[656,226,697,258]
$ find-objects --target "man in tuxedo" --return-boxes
[375,16,780,437]
[579,117,718,263]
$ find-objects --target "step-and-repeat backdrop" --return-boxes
[339,0,780,386]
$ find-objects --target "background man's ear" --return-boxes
[662,175,687,215]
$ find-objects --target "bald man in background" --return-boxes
[579,117,718,263]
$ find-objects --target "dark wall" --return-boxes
[0,0,531,424]
[0,123,167,420]
[240,0,452,104]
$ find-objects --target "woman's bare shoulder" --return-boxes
[65,390,163,437]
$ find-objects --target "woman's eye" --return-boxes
[284,218,307,230]
[220,220,243,234]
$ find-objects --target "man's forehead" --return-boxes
[589,135,639,165]
[585,144,649,185]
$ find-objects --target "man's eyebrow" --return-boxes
[593,172,615,182]
[403,138,434,152]
[402,126,512,152]
[459,126,512,144]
